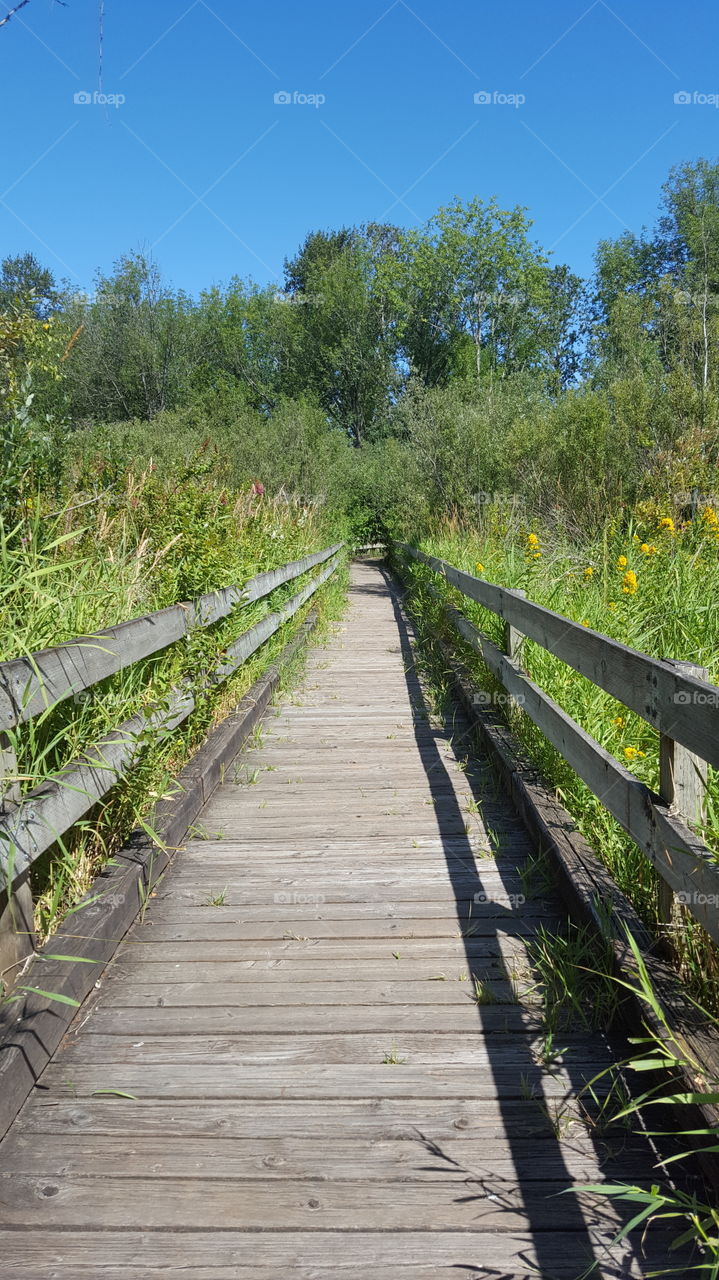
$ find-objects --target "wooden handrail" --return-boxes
[400,544,719,770]
[0,547,343,890]
[0,544,343,731]
[399,544,719,943]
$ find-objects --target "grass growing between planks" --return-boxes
[395,506,719,1006]
[0,473,348,963]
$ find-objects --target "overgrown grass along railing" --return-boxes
[0,542,343,977]
[399,544,719,946]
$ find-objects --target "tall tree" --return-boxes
[0,252,61,319]
[389,197,576,390]
[63,253,196,420]
[282,231,399,445]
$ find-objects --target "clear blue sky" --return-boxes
[1,0,718,296]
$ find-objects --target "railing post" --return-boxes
[503,590,526,715]
[0,734,34,994]
[503,590,526,662]
[657,659,709,937]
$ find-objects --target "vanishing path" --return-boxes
[0,561,672,1277]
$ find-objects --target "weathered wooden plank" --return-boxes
[214,553,340,681]
[0,686,194,879]
[174,836,518,853]
[176,819,496,840]
[0,1173,644,1231]
[0,559,340,884]
[145,885,535,908]
[440,604,719,941]
[99,978,544,1007]
[11,1096,581,1140]
[79,1005,549,1036]
[37,1060,607,1100]
[152,860,542,887]
[0,543,342,730]
[209,784,486,800]
[121,917,555,941]
[52,1030,619,1066]
[0,1265,634,1280]
[138,906,546,929]
[106,955,529,980]
[0,1230,666,1278]
[116,935,538,963]
[239,542,343,605]
[402,543,719,768]
[0,1131,651,1182]
[159,870,531,890]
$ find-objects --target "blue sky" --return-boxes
[1,0,718,296]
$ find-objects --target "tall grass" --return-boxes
[576,930,719,1278]
[0,471,346,955]
[400,503,719,1002]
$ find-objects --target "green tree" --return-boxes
[389,197,576,391]
[282,231,399,445]
[63,253,197,421]
[0,252,61,319]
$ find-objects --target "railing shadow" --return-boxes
[367,558,669,1279]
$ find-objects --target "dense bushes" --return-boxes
[3,161,719,547]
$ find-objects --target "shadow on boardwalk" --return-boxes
[370,559,673,1279]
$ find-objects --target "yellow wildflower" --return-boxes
[616,555,628,569]
[659,516,675,533]
[583,566,594,578]
[475,562,485,574]
[527,533,540,549]
[531,551,541,560]
[581,619,590,627]
[703,506,718,527]
[613,716,625,728]
[622,570,638,594]
[623,746,646,760]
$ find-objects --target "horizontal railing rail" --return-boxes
[399,544,719,771]
[399,544,719,944]
[0,544,343,732]
[0,545,343,891]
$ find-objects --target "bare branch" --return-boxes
[0,0,66,28]
[0,0,32,28]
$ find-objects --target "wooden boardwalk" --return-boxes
[0,561,676,1277]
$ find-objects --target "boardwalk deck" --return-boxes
[0,562,683,1277]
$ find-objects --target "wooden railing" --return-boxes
[0,543,343,968]
[399,544,719,944]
